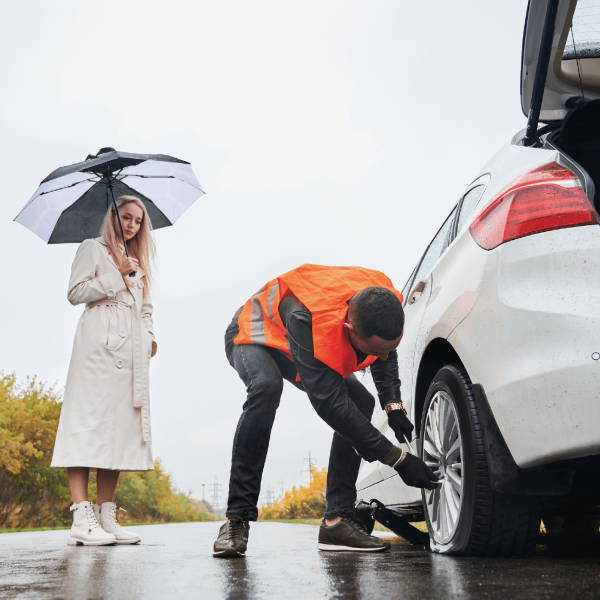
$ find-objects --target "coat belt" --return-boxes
[87,297,152,442]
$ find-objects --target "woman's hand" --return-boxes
[119,257,139,279]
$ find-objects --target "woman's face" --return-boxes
[115,203,144,241]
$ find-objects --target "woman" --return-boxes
[51,195,158,546]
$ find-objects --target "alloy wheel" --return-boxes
[423,390,464,544]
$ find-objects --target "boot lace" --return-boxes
[106,504,126,528]
[70,503,101,530]
[344,516,369,535]
[228,518,246,541]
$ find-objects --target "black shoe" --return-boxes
[317,517,391,552]
[213,518,250,558]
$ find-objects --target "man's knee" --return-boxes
[248,373,284,403]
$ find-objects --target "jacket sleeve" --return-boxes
[285,308,393,464]
[369,350,402,409]
[67,240,127,306]
[141,295,155,341]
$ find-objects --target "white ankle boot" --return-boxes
[67,501,116,546]
[96,502,141,545]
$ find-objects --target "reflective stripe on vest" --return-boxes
[234,264,403,378]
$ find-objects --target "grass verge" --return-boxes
[0,522,186,534]
[0,526,70,534]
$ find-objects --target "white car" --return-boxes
[357,0,600,556]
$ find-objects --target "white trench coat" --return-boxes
[51,238,155,471]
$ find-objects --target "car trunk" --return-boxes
[549,100,600,213]
[521,0,600,213]
[521,0,600,122]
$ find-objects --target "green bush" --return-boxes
[0,373,216,527]
[114,460,217,523]
[259,467,327,520]
[0,373,71,528]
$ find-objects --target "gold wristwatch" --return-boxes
[385,402,407,416]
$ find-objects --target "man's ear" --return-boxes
[343,321,352,332]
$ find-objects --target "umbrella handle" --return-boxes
[108,171,137,281]
[107,171,131,257]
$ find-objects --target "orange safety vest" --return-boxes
[234,264,403,379]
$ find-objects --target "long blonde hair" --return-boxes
[101,195,156,299]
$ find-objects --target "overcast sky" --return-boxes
[1,1,528,508]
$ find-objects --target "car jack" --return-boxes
[355,499,430,546]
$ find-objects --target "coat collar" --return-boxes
[95,238,117,269]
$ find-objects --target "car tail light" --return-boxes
[469,162,598,250]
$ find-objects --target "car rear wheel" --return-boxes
[420,364,542,556]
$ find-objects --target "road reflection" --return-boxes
[430,553,470,598]
[59,546,113,600]
[318,542,473,600]
[215,556,259,600]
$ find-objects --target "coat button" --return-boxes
[119,330,126,337]
[107,289,115,298]
[137,281,144,289]
[118,302,125,310]
[116,360,124,369]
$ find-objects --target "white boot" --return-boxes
[67,501,117,546]
[96,502,141,545]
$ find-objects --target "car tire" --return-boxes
[420,364,542,556]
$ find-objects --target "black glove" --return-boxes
[387,408,414,444]
[394,452,439,490]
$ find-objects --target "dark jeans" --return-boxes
[225,318,376,521]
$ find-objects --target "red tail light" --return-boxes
[469,162,598,250]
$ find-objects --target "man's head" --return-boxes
[344,286,405,360]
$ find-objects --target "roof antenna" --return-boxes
[570,24,585,104]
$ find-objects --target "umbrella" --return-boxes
[15,147,205,256]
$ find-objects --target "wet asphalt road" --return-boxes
[1,522,599,599]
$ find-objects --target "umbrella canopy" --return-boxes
[15,147,204,244]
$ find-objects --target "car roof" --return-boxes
[521,0,600,121]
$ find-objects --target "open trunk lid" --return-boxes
[521,0,600,122]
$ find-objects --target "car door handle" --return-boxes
[408,281,426,305]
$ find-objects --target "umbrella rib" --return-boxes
[123,175,176,179]
[39,178,97,196]
[122,174,204,191]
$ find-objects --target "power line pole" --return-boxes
[211,477,223,510]
[202,483,205,502]
[302,451,317,485]
[280,478,286,499]
[266,485,274,506]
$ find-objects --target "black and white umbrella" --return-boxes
[15,147,204,250]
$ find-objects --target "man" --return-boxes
[214,264,438,557]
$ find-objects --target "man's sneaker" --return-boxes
[317,517,391,552]
[213,518,250,558]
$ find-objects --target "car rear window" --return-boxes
[563,0,600,60]
[456,185,485,234]
[411,206,457,285]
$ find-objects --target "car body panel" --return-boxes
[356,373,420,504]
[449,224,600,468]
[415,228,488,360]
[397,272,432,419]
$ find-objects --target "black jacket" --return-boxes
[278,293,402,410]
